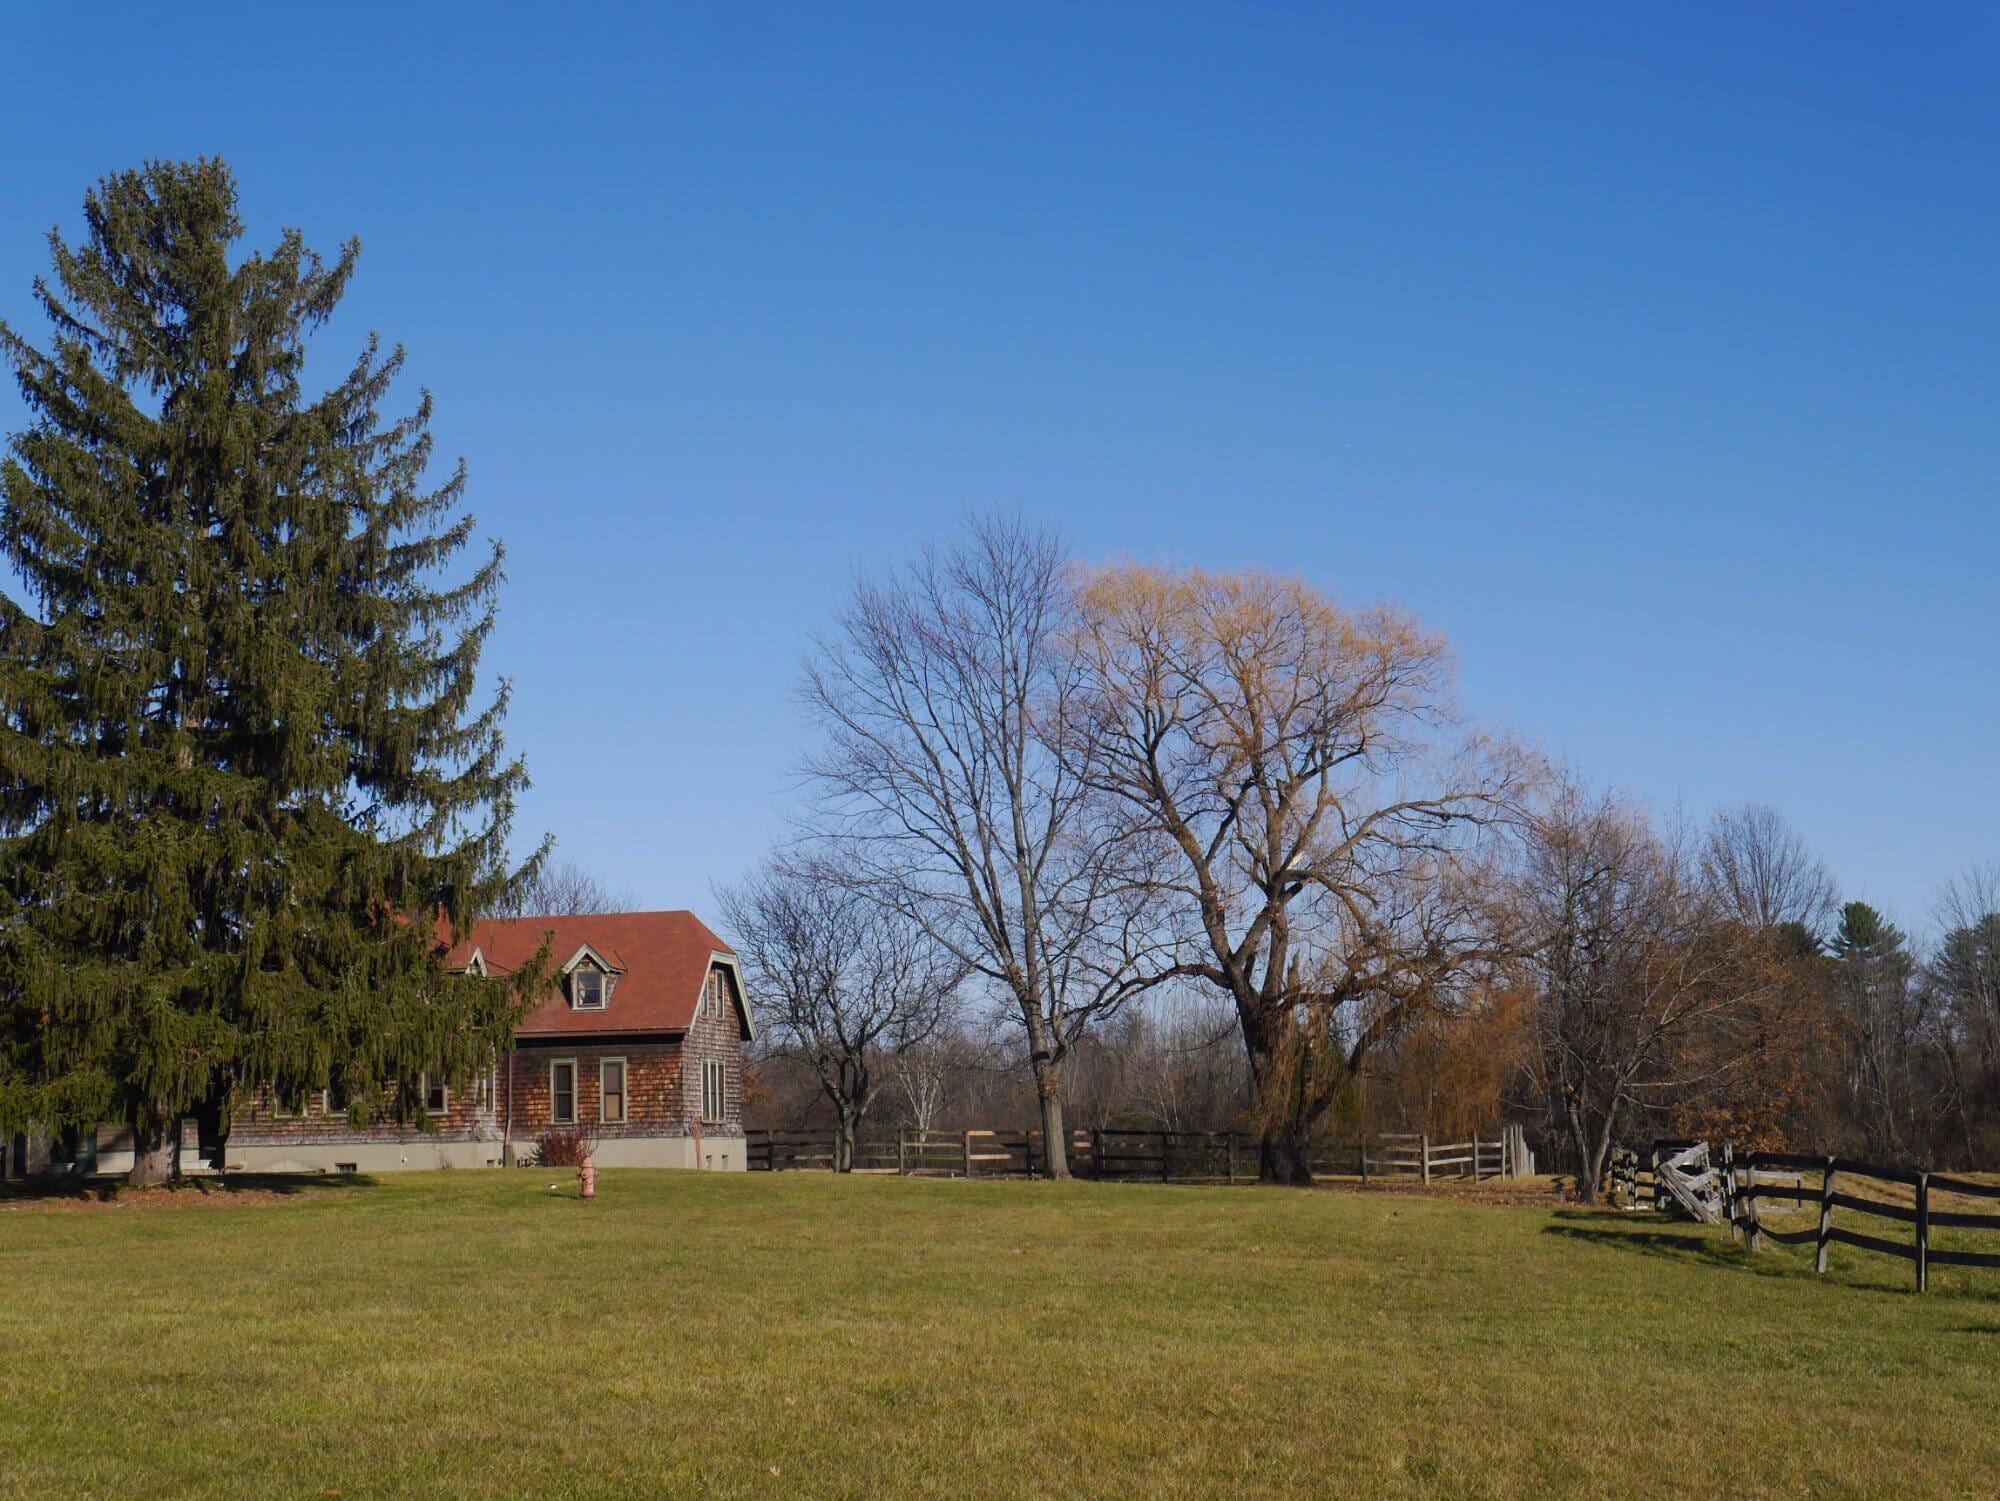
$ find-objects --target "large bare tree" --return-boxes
[800,518,1178,1177]
[718,856,962,1170]
[1068,564,1520,1183]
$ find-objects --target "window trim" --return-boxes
[549,1057,578,1126]
[600,1057,627,1125]
[572,969,607,1011]
[421,1073,450,1117]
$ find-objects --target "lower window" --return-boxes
[550,1060,577,1125]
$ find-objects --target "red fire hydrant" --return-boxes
[578,1155,597,1200]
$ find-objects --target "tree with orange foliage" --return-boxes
[1068,564,1524,1183]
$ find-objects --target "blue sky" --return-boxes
[4,5,1996,936]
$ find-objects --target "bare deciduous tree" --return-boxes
[1515,781,1780,1202]
[885,1031,980,1133]
[1932,866,2000,1160]
[1069,564,1521,1183]
[800,518,1179,1177]
[498,856,637,917]
[718,856,961,1170]
[1702,804,1838,941]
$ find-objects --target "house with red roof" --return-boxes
[222,910,754,1173]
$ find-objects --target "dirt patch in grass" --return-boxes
[1310,1175,1585,1209]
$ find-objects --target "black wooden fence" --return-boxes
[745,1126,1528,1183]
[1722,1149,2000,1292]
[1619,1141,2000,1293]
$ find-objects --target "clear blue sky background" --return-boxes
[4,5,1995,937]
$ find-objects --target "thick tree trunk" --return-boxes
[1034,1063,1070,1180]
[126,1115,176,1189]
[1241,1004,1315,1185]
[1259,1124,1314,1186]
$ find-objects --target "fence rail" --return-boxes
[745,1126,1532,1184]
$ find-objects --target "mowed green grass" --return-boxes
[4,1172,1999,1500]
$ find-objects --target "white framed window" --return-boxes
[474,1068,495,1112]
[708,969,727,1018]
[422,1074,449,1116]
[600,1058,627,1124]
[573,970,606,1010]
[550,1059,578,1125]
[700,1057,726,1124]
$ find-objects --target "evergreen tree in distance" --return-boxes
[0,160,545,1183]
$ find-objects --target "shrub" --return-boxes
[532,1129,597,1168]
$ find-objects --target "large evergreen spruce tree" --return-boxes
[0,160,543,1184]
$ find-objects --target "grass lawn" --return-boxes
[4,1171,1999,1499]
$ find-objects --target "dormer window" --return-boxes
[573,970,606,1010]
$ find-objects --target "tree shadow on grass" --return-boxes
[1540,1212,2000,1303]
[0,1172,381,1206]
[1541,1213,1757,1273]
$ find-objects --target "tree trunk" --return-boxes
[1567,1099,1603,1207]
[1241,1005,1315,1185]
[835,1108,857,1173]
[1034,1061,1070,1180]
[126,1115,176,1189]
[1259,1124,1313,1186]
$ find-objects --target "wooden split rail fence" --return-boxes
[746,1126,1531,1184]
[1621,1138,2000,1293]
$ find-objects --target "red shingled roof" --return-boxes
[445,910,747,1040]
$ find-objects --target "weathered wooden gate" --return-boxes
[1652,1140,1724,1224]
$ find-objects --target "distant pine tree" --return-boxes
[0,160,545,1183]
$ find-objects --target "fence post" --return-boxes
[1721,1142,1737,1243]
[898,1130,908,1177]
[1745,1164,1762,1254]
[1025,1130,1036,1181]
[963,1129,973,1180]
[1421,1135,1431,1185]
[1226,1132,1236,1186]
[1161,1131,1171,1184]
[1361,1130,1369,1185]
[1816,1157,1835,1275]
[1093,1128,1103,1181]
[1916,1171,1930,1294]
